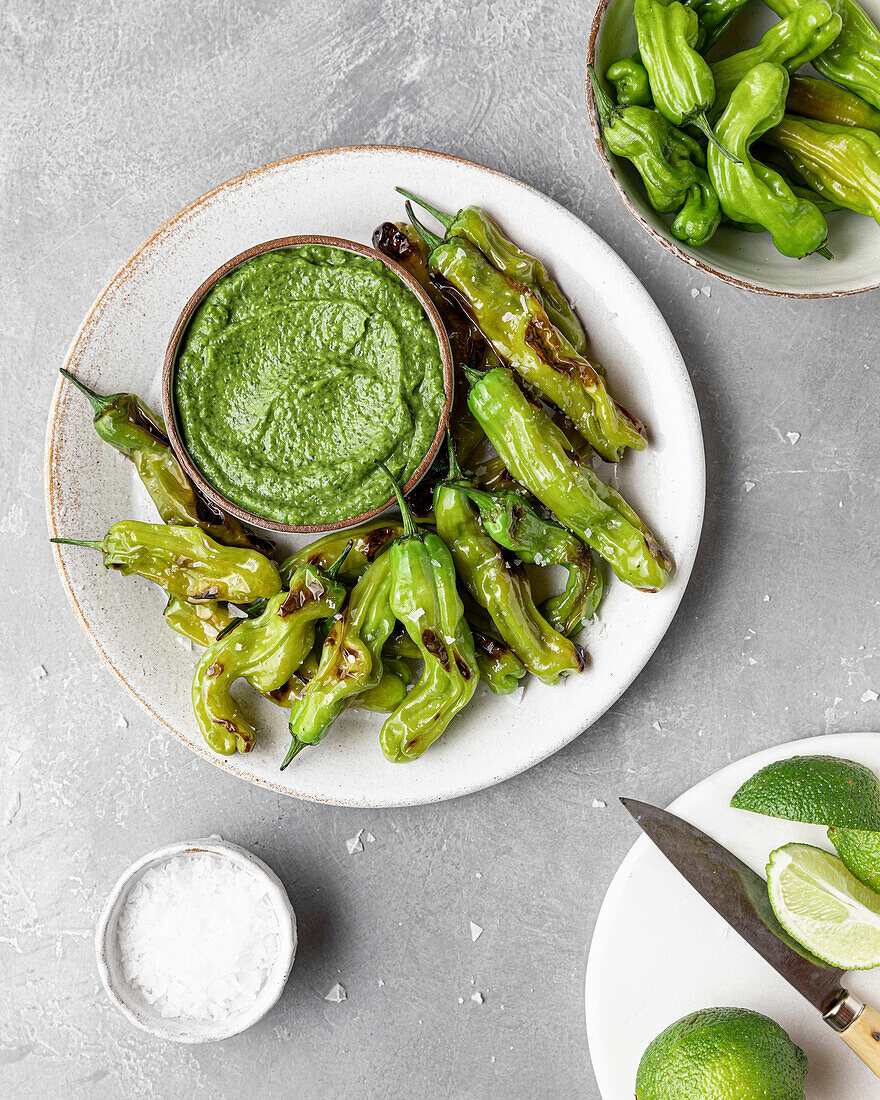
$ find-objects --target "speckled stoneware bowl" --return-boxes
[95,838,297,1043]
[586,0,880,297]
[161,234,455,534]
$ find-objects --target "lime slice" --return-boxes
[766,842,880,969]
[730,755,880,829]
[828,827,880,893]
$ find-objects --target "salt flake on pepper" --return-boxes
[325,983,346,1004]
[470,921,483,942]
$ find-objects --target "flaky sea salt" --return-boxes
[470,921,483,942]
[325,983,346,1004]
[117,853,280,1022]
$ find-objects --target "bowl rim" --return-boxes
[161,233,455,533]
[585,1,880,299]
[94,837,297,1043]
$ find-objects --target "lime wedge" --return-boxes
[731,755,880,829]
[828,827,880,894]
[766,842,880,969]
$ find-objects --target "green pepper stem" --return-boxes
[326,540,353,579]
[460,363,483,387]
[587,65,616,128]
[460,485,496,511]
[445,430,462,481]
[59,368,111,414]
[378,462,422,541]
[394,187,454,229]
[50,537,103,550]
[280,737,309,770]
[692,113,742,164]
[403,202,442,252]
[815,245,834,260]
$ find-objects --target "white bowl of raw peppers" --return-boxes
[587,0,880,296]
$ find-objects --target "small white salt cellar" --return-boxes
[96,839,296,1042]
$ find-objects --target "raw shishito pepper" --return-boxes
[634,0,740,160]
[58,370,273,554]
[191,551,349,755]
[709,2,844,116]
[434,439,585,685]
[379,470,480,762]
[786,74,880,131]
[682,0,750,51]
[52,520,282,603]
[606,54,653,106]
[401,195,645,463]
[707,63,831,258]
[766,0,880,110]
[395,190,588,356]
[766,114,880,223]
[464,366,672,592]
[589,69,721,246]
[455,483,604,637]
[281,551,401,768]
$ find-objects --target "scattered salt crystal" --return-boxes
[377,979,385,987]
[786,431,800,445]
[652,721,662,732]
[862,690,879,703]
[1,790,21,825]
[700,285,711,297]
[346,830,364,855]
[592,799,607,809]
[470,922,483,942]
[3,748,22,770]
[748,657,757,666]
[364,832,375,844]
[744,481,755,492]
[457,997,464,1004]
[690,288,700,299]
[31,665,47,680]
[471,992,484,1004]
[115,714,129,729]
[504,685,526,707]
[475,872,482,879]
[325,983,346,1004]
[763,595,771,602]
[117,853,280,1022]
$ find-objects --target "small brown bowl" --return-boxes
[162,235,454,533]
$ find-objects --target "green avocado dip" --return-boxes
[173,245,446,526]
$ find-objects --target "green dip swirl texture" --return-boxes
[174,245,446,525]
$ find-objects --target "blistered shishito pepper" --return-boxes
[192,554,349,755]
[435,440,585,685]
[395,191,588,356]
[281,552,400,768]
[280,519,403,586]
[606,54,653,106]
[766,0,880,110]
[163,596,239,647]
[266,657,409,713]
[52,520,282,603]
[786,74,880,131]
[710,2,843,115]
[455,483,604,636]
[379,471,479,762]
[59,370,273,554]
[634,0,740,160]
[403,201,645,463]
[385,621,526,696]
[682,0,750,50]
[766,114,880,223]
[708,64,831,257]
[464,366,672,592]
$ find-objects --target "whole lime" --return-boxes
[635,1006,808,1100]
[730,755,880,829]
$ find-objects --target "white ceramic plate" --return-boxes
[586,731,880,1098]
[45,145,704,807]
[587,0,880,297]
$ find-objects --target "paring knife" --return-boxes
[621,797,880,1079]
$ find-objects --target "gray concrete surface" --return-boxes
[2,1,879,1096]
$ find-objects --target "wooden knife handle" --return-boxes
[835,997,880,1079]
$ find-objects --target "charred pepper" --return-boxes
[435,440,585,684]
[192,552,349,755]
[634,0,740,160]
[403,199,645,463]
[281,552,401,767]
[379,470,480,762]
[765,114,880,222]
[162,596,239,647]
[786,73,880,130]
[766,0,880,110]
[52,520,282,603]
[708,63,831,257]
[709,2,844,115]
[464,366,672,592]
[454,483,604,636]
[385,621,526,696]
[606,54,653,106]
[280,519,403,586]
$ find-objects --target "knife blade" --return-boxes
[620,797,848,1016]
